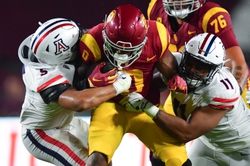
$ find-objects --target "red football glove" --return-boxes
[88,62,118,87]
[168,75,187,94]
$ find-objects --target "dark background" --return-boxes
[0,0,248,116]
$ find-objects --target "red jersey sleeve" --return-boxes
[79,23,105,63]
[199,2,239,48]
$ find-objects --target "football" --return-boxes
[100,60,116,73]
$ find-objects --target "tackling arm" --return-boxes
[59,71,132,112]
[153,106,229,143]
[58,85,117,112]
[122,92,229,143]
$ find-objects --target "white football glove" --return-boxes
[246,88,250,105]
[113,71,132,95]
[120,92,159,119]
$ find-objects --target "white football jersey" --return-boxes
[171,67,250,152]
[20,63,76,129]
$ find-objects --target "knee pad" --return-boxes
[149,151,165,166]
[150,151,191,166]
[182,159,192,166]
[166,158,183,166]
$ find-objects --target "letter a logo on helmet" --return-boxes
[54,39,70,55]
[30,18,81,65]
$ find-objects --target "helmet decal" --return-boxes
[106,10,116,24]
[54,39,70,55]
[140,14,148,30]
[31,20,76,54]
[29,18,81,65]
[198,33,217,56]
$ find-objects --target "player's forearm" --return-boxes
[156,50,179,82]
[153,110,196,143]
[225,46,248,90]
[77,85,117,110]
[58,85,116,112]
[232,64,248,91]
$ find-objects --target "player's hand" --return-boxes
[88,62,118,87]
[113,71,132,95]
[120,92,159,119]
[168,75,187,94]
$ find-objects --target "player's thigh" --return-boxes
[226,147,250,166]
[69,117,89,148]
[88,101,128,162]
[187,138,243,166]
[203,149,250,166]
[21,126,87,165]
[132,112,188,165]
[188,138,217,166]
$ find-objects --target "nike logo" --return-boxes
[92,78,102,82]
[188,30,196,35]
[240,153,250,156]
[147,55,156,62]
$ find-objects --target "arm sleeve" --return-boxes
[40,84,71,104]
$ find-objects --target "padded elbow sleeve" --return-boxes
[40,84,71,104]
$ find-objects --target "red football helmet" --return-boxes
[162,0,206,19]
[102,4,148,70]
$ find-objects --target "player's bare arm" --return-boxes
[156,50,179,81]
[58,85,117,112]
[59,63,131,111]
[225,46,248,91]
[153,106,230,143]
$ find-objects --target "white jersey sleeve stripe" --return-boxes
[212,97,238,103]
[37,75,69,92]
[208,97,238,109]
[208,103,234,109]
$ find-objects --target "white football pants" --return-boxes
[188,137,250,166]
[21,117,89,166]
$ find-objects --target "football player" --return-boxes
[18,18,131,166]
[148,0,248,101]
[122,33,250,166]
[79,4,191,166]
[147,0,249,164]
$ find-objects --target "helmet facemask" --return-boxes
[102,4,148,70]
[102,29,147,70]
[179,32,226,90]
[179,51,222,89]
[162,0,204,19]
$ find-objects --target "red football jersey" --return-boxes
[147,0,239,52]
[79,21,170,104]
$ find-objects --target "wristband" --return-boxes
[144,105,159,119]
